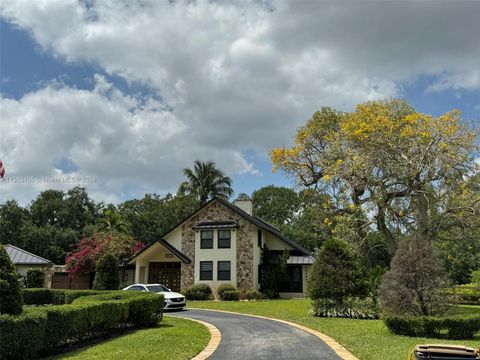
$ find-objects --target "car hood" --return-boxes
[158,291,184,299]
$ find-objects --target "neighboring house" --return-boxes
[128,197,314,298]
[5,244,54,287]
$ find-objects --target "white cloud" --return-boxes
[1,0,480,202]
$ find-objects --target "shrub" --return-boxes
[0,311,46,359]
[0,244,23,314]
[307,238,367,302]
[184,283,212,300]
[379,236,449,316]
[443,285,480,305]
[384,314,480,339]
[217,283,236,299]
[241,290,264,300]
[471,269,480,289]
[23,288,104,305]
[221,289,240,301]
[0,291,163,359]
[93,253,119,290]
[311,297,379,319]
[25,269,45,288]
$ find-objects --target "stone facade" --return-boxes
[180,200,254,292]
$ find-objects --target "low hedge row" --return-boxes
[0,291,163,359]
[443,285,480,305]
[384,314,480,339]
[23,288,104,305]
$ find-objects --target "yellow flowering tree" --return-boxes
[271,99,478,255]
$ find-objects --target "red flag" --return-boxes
[0,160,5,178]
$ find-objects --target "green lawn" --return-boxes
[49,317,210,360]
[189,300,480,360]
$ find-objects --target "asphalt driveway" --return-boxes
[168,309,341,360]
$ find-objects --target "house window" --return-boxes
[257,229,262,248]
[218,230,231,249]
[200,230,213,249]
[200,261,213,281]
[278,266,303,293]
[217,261,231,281]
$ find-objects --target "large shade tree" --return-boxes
[178,160,233,204]
[271,99,478,257]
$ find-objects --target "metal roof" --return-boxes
[286,256,315,265]
[5,244,53,265]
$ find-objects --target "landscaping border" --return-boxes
[183,318,221,360]
[190,307,359,360]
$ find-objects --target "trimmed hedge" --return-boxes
[444,286,480,305]
[184,283,212,300]
[0,291,163,359]
[23,288,104,305]
[241,290,264,300]
[384,314,480,339]
[221,289,240,301]
[217,283,236,299]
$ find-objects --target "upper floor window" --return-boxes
[218,230,231,249]
[200,230,213,249]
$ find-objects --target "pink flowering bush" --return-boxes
[66,234,105,276]
[66,233,145,276]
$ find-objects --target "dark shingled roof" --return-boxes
[5,244,53,265]
[129,196,312,264]
[193,220,239,229]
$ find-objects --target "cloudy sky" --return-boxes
[1,0,479,205]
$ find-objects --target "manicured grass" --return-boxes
[189,300,480,360]
[49,317,210,360]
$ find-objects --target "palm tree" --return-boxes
[178,160,233,204]
[98,208,130,234]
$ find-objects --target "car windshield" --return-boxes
[146,285,170,292]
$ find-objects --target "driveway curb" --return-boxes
[177,317,221,360]
[190,307,358,360]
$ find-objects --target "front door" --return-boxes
[148,262,181,292]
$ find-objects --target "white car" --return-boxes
[123,283,186,310]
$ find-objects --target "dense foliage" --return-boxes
[66,233,141,276]
[25,269,45,288]
[92,253,120,290]
[23,288,103,305]
[307,238,366,302]
[271,99,479,280]
[0,245,23,315]
[0,291,163,360]
[119,193,199,246]
[378,236,449,316]
[0,188,197,265]
[184,283,213,300]
[216,283,240,300]
[384,314,480,339]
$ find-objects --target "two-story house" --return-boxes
[128,197,314,297]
